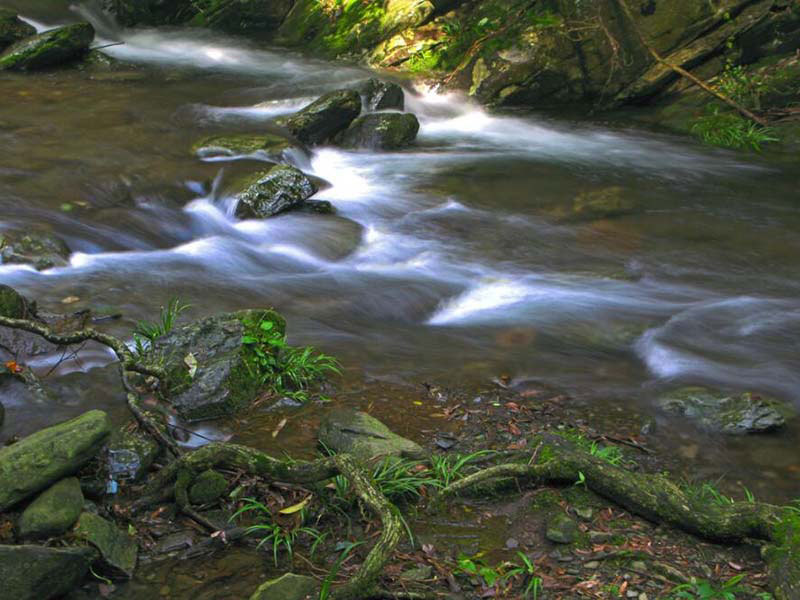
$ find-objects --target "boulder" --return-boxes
[0,284,30,318]
[338,112,420,150]
[658,387,788,434]
[191,133,293,160]
[0,228,71,270]
[232,165,318,219]
[189,469,228,504]
[0,9,36,51]
[0,544,95,600]
[74,512,137,578]
[152,309,285,421]
[274,89,361,145]
[545,513,579,544]
[0,22,94,71]
[107,426,160,482]
[250,572,317,600]
[318,409,425,464]
[0,410,111,511]
[360,78,405,111]
[18,477,84,539]
[303,199,335,214]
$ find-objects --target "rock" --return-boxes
[318,409,425,464]
[0,228,71,270]
[657,387,788,434]
[546,513,579,544]
[153,309,285,421]
[0,544,95,600]
[107,426,160,482]
[360,78,405,111]
[74,512,137,578]
[191,133,293,160]
[250,572,317,600]
[18,477,84,539]
[154,530,195,555]
[232,165,318,219]
[338,113,420,150]
[0,9,36,51]
[274,89,361,145]
[303,199,335,214]
[0,22,94,71]
[0,283,30,318]
[574,506,593,521]
[189,469,227,505]
[0,410,111,511]
[552,186,638,223]
[400,565,433,581]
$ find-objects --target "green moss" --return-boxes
[191,133,291,158]
[529,488,562,511]
[189,469,228,504]
[0,284,27,318]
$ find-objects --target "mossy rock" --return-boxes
[319,409,425,464]
[0,9,36,51]
[0,410,111,511]
[274,89,362,145]
[0,544,95,600]
[191,133,293,159]
[232,165,318,219]
[555,186,638,222]
[359,78,405,111]
[0,228,71,270]
[0,22,94,71]
[249,572,318,600]
[338,112,420,150]
[189,469,228,504]
[545,512,579,544]
[18,477,84,539]
[0,284,28,318]
[74,512,137,578]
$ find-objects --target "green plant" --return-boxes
[456,554,503,589]
[371,457,438,501]
[319,540,365,600]
[715,64,771,111]
[588,440,624,466]
[691,107,778,151]
[670,575,749,599]
[132,297,190,357]
[430,450,495,488]
[506,552,543,598]
[574,470,587,489]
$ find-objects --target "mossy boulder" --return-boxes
[107,426,161,482]
[359,78,405,111]
[546,512,579,544]
[250,572,317,600]
[0,545,95,600]
[0,22,94,71]
[0,284,29,318]
[0,410,111,511]
[189,469,228,504]
[658,387,789,434]
[338,112,420,150]
[232,165,318,219]
[319,409,425,464]
[191,133,294,159]
[18,477,84,539]
[152,309,285,421]
[274,89,362,145]
[0,9,36,51]
[0,228,71,270]
[74,512,137,578]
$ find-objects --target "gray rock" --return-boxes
[274,89,361,145]
[250,572,317,600]
[0,410,111,511]
[338,113,420,150]
[0,228,71,270]
[319,409,425,464]
[0,544,95,600]
[74,512,138,578]
[107,425,161,482]
[154,530,195,555]
[546,513,579,544]
[18,477,84,539]
[658,387,788,434]
[360,78,405,111]
[0,9,36,51]
[233,165,318,219]
[0,22,94,71]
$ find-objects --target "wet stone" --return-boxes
[232,165,318,219]
[546,513,579,544]
[318,409,425,464]
[0,22,94,71]
[0,228,71,270]
[0,9,35,51]
[18,477,84,539]
[74,512,138,578]
[359,78,405,111]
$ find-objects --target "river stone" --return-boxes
[0,544,95,600]
[546,513,579,544]
[18,477,84,539]
[0,410,111,511]
[318,409,425,464]
[303,199,335,214]
[657,387,787,434]
[152,309,285,421]
[107,425,160,482]
[274,89,362,145]
[250,572,317,600]
[0,9,35,51]
[554,186,638,223]
[189,469,228,505]
[74,512,137,578]
[233,165,318,219]
[360,78,405,111]
[0,228,71,270]
[0,22,94,71]
[338,112,420,150]
[191,133,293,159]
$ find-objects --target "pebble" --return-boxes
[584,560,600,569]
[626,591,639,598]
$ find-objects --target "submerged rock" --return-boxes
[250,572,317,600]
[233,165,318,219]
[0,544,95,600]
[189,469,228,505]
[319,409,425,464]
[0,410,111,511]
[359,78,405,111]
[274,89,362,145]
[338,112,420,150]
[75,512,138,578]
[0,9,36,51]
[551,186,638,223]
[18,477,84,539]
[658,387,788,434]
[0,22,94,71]
[191,133,293,160]
[0,228,71,270]
[303,199,335,214]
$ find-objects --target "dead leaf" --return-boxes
[272,418,287,438]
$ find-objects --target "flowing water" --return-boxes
[3,2,800,511]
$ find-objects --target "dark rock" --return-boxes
[191,133,293,160]
[0,544,95,600]
[189,469,227,505]
[274,89,361,145]
[0,9,36,51]
[154,530,195,555]
[546,513,579,544]
[338,112,420,150]
[0,228,71,270]
[360,78,405,111]
[18,477,84,539]
[0,22,94,71]
[303,199,335,214]
[74,512,137,578]
[249,572,317,600]
[658,387,788,434]
[0,410,111,511]
[319,409,425,464]
[0,284,30,318]
[107,426,160,482]
[232,165,318,219]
